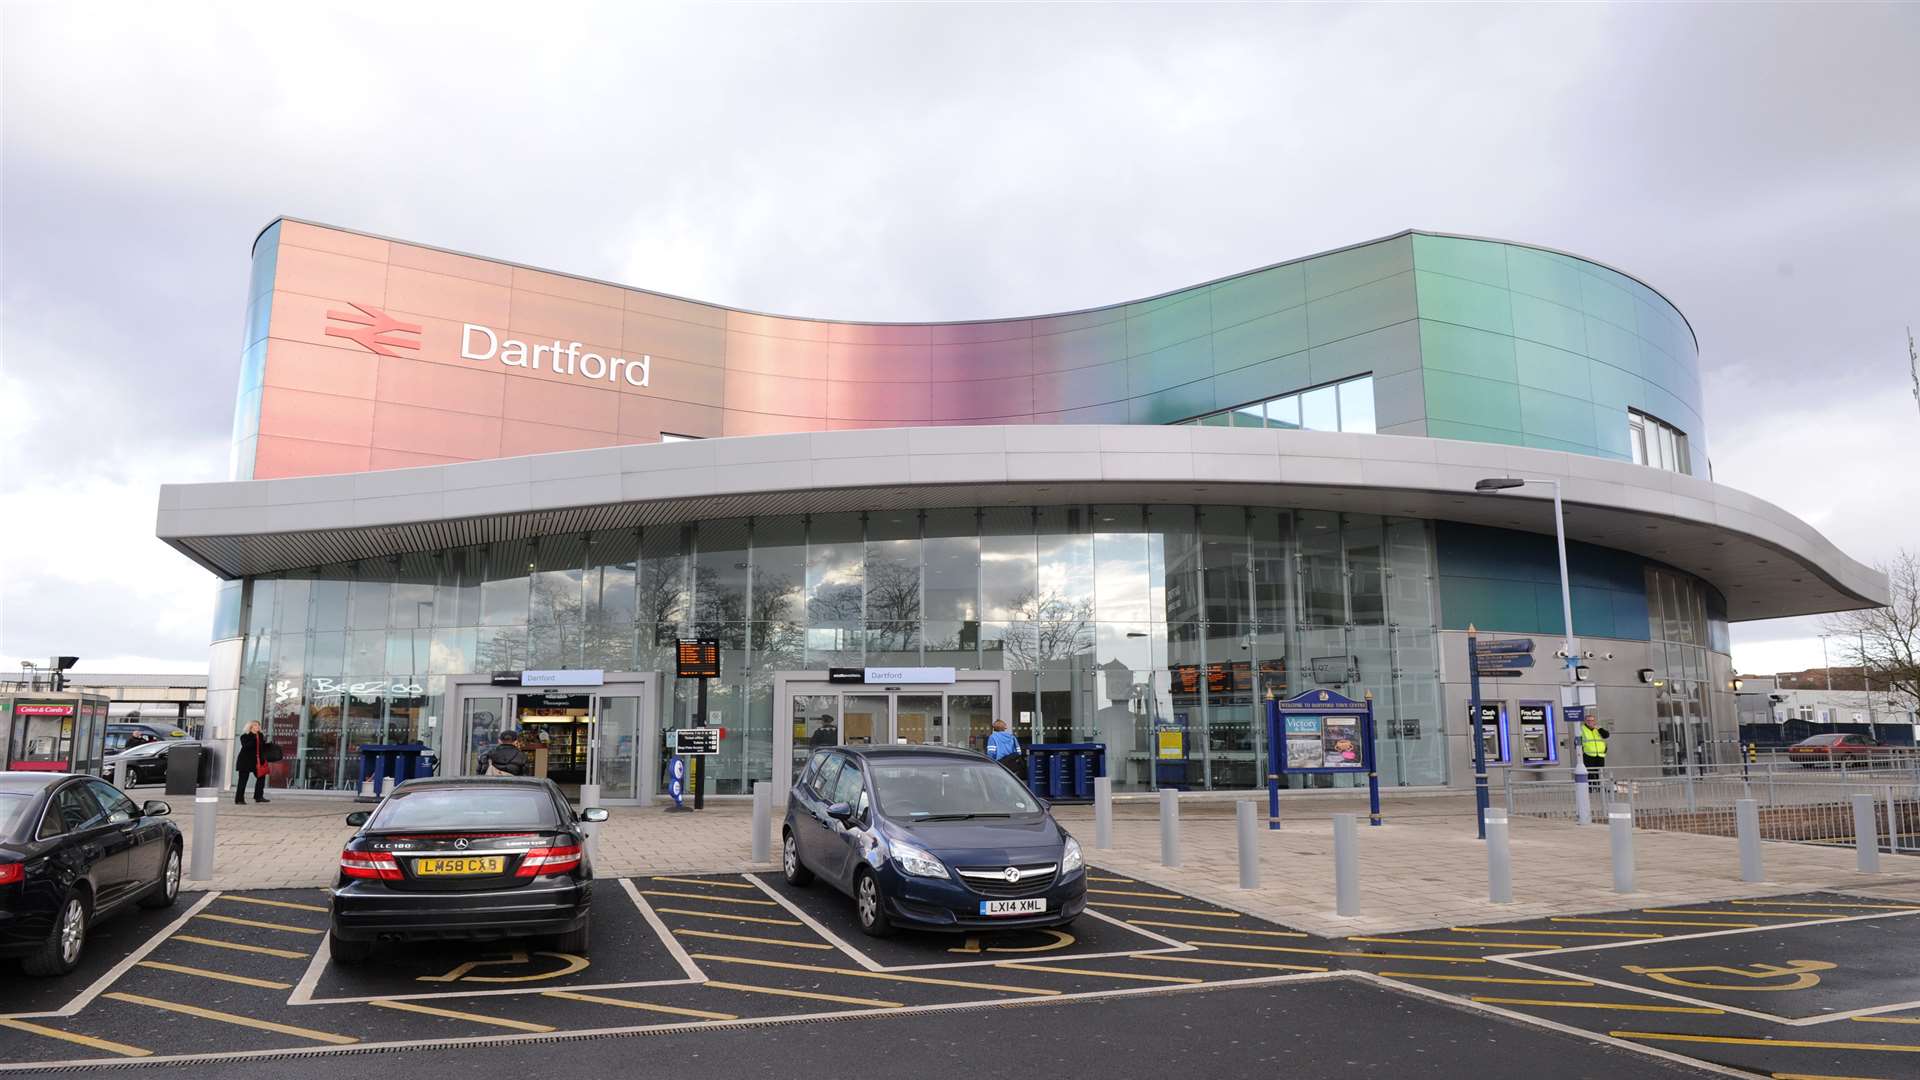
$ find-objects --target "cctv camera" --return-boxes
[1602,651,1615,661]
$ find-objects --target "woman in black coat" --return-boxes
[235,722,271,805]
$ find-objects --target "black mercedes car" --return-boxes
[328,776,607,964]
[1,772,181,976]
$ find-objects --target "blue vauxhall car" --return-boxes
[782,744,1086,936]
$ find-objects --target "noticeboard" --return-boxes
[675,639,720,679]
[1271,689,1373,774]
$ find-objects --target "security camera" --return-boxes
[1602,651,1615,661]
[1554,648,1571,659]
[1584,650,1597,659]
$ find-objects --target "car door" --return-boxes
[823,759,871,887]
[797,754,843,873]
[86,779,161,888]
[45,782,126,905]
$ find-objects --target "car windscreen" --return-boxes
[869,761,1040,819]
[0,792,34,835]
[1798,734,1845,745]
[369,788,558,830]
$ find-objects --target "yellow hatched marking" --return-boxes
[673,928,834,950]
[689,953,1059,996]
[1471,996,1723,1015]
[0,1017,150,1058]
[1128,919,1308,938]
[1380,972,1593,986]
[1612,1030,1920,1053]
[1549,917,1759,929]
[1090,902,1240,917]
[1350,936,1562,950]
[650,876,758,890]
[1141,954,1327,973]
[639,890,778,907]
[541,990,737,1020]
[193,912,325,935]
[1191,941,1485,964]
[222,895,328,913]
[1089,875,1135,883]
[1088,888,1184,899]
[1728,899,1920,910]
[135,961,291,989]
[103,992,356,1044]
[1852,1016,1920,1026]
[653,907,802,927]
[371,999,555,1032]
[1642,908,1833,919]
[1448,926,1652,939]
[173,934,309,959]
[705,980,902,1008]
[997,961,1201,984]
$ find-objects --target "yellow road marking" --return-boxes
[673,928,834,950]
[1090,902,1240,917]
[1089,875,1135,883]
[1549,917,1759,929]
[1852,1016,1920,1026]
[541,990,737,1020]
[1728,899,1920,910]
[996,961,1201,984]
[1471,996,1723,1015]
[1350,936,1562,950]
[1611,1030,1920,1053]
[135,961,292,989]
[371,999,555,1031]
[639,891,778,907]
[173,934,309,959]
[1142,954,1327,973]
[650,876,758,890]
[654,907,802,927]
[1088,888,1184,899]
[689,953,1059,996]
[1190,941,1485,963]
[103,992,356,1044]
[222,895,328,913]
[1643,908,1833,919]
[1448,926,1653,939]
[1380,972,1593,986]
[1771,1073,1897,1080]
[0,1017,150,1058]
[193,912,325,935]
[704,980,903,1008]
[1128,919,1308,938]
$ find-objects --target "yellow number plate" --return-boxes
[414,856,505,876]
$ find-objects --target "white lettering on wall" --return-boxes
[461,323,651,389]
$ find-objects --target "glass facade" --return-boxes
[1645,567,1730,772]
[1177,373,1376,433]
[231,506,1447,794]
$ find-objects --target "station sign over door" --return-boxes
[521,669,604,687]
[862,667,955,685]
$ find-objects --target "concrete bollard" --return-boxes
[1609,803,1635,894]
[1736,798,1763,883]
[1853,793,1881,874]
[190,787,217,882]
[751,781,771,864]
[1333,813,1360,916]
[1160,788,1181,868]
[1485,809,1513,903]
[1093,777,1113,850]
[1236,800,1260,889]
[113,758,128,790]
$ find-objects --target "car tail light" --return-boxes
[0,862,21,886]
[340,849,402,880]
[515,845,582,877]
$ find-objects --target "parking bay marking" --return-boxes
[638,890,779,907]
[1727,900,1920,911]
[541,990,737,1020]
[1548,917,1763,930]
[1610,1030,1920,1054]
[1350,936,1563,950]
[995,961,1202,985]
[1189,941,1488,964]
[652,907,803,928]
[1449,926,1654,940]
[221,895,329,913]
[4,891,220,1021]
[1128,919,1308,939]
[1087,888,1185,900]
[173,934,309,960]
[134,961,293,990]
[702,980,904,1009]
[102,992,357,1045]
[1380,972,1595,987]
[688,953,1063,996]
[0,1017,151,1058]
[370,999,556,1032]
[417,951,590,983]
[1470,997,1725,1015]
[649,876,759,890]
[1140,954,1328,974]
[673,929,835,950]
[193,912,325,935]
[1089,902,1243,917]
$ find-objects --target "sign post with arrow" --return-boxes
[1467,633,1536,837]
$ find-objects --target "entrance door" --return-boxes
[771,672,1014,797]
[447,674,655,803]
[461,696,509,777]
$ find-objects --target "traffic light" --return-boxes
[49,655,78,692]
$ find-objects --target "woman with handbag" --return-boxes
[235,721,272,804]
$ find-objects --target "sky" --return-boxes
[1,2,1915,676]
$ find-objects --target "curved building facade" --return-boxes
[169,220,1883,800]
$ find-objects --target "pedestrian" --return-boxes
[234,721,271,805]
[480,730,530,776]
[1579,712,1610,810]
[985,718,1025,778]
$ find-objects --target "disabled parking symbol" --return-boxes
[417,950,590,983]
[1621,959,1835,992]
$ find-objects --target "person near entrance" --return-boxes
[985,718,1025,778]
[480,730,530,776]
[234,721,271,805]
[1579,713,1610,808]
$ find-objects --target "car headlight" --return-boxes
[890,841,949,879]
[1061,835,1083,875]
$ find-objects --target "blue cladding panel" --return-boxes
[1434,521,1653,640]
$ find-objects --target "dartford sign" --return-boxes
[461,324,652,388]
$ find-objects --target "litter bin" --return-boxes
[356,743,430,802]
[1024,743,1106,803]
[164,744,211,796]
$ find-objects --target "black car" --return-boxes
[1,772,181,976]
[328,776,607,964]
[102,738,201,787]
[105,722,190,755]
[782,745,1086,937]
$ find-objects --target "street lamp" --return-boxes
[1476,475,1590,824]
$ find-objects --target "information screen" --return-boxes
[676,639,720,679]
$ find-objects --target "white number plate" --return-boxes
[980,898,1046,916]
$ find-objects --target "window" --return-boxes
[85,780,139,823]
[1188,373,1374,433]
[661,433,700,443]
[1628,410,1689,474]
[808,754,844,799]
[43,783,102,840]
[831,759,866,813]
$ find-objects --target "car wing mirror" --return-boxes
[579,807,610,823]
[826,801,855,822]
[345,811,370,827]
[141,800,171,817]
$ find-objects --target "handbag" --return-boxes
[263,740,284,763]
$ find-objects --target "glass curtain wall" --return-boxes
[1645,567,1727,773]
[233,506,1446,793]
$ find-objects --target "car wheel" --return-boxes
[327,929,375,965]
[782,830,813,886]
[854,869,893,938]
[553,919,590,955]
[138,844,182,909]
[22,892,90,976]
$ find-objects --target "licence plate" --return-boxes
[414,856,505,876]
[980,898,1046,916]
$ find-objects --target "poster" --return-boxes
[1155,730,1185,760]
[1321,717,1362,768]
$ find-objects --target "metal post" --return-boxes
[1265,697,1282,831]
[1485,809,1513,903]
[1853,793,1881,874]
[1093,776,1113,849]
[1333,813,1360,916]
[1736,798,1762,883]
[189,787,217,882]
[1684,773,1697,814]
[1609,799,1635,893]
[1547,479,1587,829]
[1236,800,1260,889]
[751,781,771,864]
[578,782,601,865]
[1160,787,1181,868]
[1887,785,1899,857]
[692,678,707,811]
[1468,629,1489,839]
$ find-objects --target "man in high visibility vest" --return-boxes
[1579,714,1610,803]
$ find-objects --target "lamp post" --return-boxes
[1476,476,1589,824]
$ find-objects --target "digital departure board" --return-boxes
[676,638,720,679]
